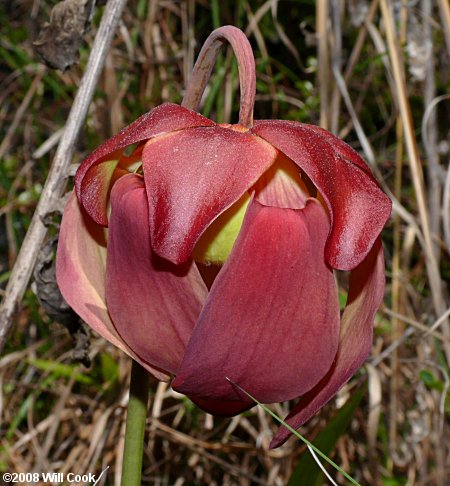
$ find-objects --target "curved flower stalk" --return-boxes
[56,26,391,447]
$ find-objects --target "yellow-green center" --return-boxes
[193,158,308,265]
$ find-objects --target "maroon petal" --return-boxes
[55,192,170,380]
[252,120,391,270]
[105,174,208,374]
[172,198,340,404]
[142,126,278,264]
[270,238,385,448]
[299,124,376,179]
[76,103,215,225]
[189,397,254,417]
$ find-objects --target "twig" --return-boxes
[381,308,449,344]
[0,0,129,352]
[0,69,45,160]
[421,94,450,166]
[380,0,450,362]
[330,0,342,135]
[244,4,277,119]
[32,128,64,160]
[423,307,450,338]
[422,0,441,260]
[444,161,450,253]
[420,93,450,252]
[371,328,415,367]
[389,0,407,464]
[270,0,302,67]
[244,2,272,40]
[316,0,330,129]
[332,60,376,164]
[437,0,450,56]
[5,160,35,265]
[372,307,450,367]
[32,374,76,475]
[1,128,59,226]
[343,0,379,82]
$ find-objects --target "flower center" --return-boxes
[193,192,250,265]
[193,155,311,268]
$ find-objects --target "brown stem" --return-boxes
[0,0,129,351]
[182,26,256,128]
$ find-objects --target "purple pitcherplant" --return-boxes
[56,26,391,447]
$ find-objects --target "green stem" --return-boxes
[121,360,150,486]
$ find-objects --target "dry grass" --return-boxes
[0,1,449,485]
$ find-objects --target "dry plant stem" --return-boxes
[121,360,150,486]
[0,69,45,161]
[343,0,379,82]
[437,0,450,56]
[316,0,330,129]
[332,56,376,164]
[182,26,255,127]
[245,1,271,37]
[381,307,449,343]
[181,0,196,86]
[353,19,427,248]
[243,6,277,118]
[389,0,407,462]
[422,0,440,260]
[33,374,76,475]
[389,116,404,456]
[5,161,34,266]
[421,91,450,253]
[330,0,342,135]
[444,163,450,252]
[0,0,129,352]
[366,364,382,482]
[270,1,302,67]
[380,0,450,362]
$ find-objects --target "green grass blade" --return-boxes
[287,387,365,486]
[28,359,94,385]
[226,378,361,486]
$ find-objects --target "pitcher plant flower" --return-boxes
[56,26,391,447]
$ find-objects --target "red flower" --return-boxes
[56,26,391,447]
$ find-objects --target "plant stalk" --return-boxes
[182,26,255,127]
[121,360,150,486]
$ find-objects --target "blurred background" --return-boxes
[0,0,449,484]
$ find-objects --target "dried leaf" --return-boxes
[33,236,91,366]
[33,0,96,71]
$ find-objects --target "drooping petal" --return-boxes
[55,192,169,380]
[173,198,340,404]
[76,103,215,226]
[142,126,278,264]
[78,161,123,225]
[270,238,385,448]
[252,120,391,270]
[298,123,377,180]
[105,174,208,375]
[190,396,254,417]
